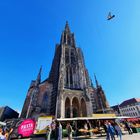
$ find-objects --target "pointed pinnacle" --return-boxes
[65,21,70,32]
[94,73,99,87]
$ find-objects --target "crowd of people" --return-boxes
[45,119,135,140]
[45,120,72,140]
[0,127,13,140]
[0,118,139,140]
[0,120,72,140]
[96,119,134,140]
[104,121,122,140]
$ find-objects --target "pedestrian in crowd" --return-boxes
[104,121,116,140]
[4,129,9,140]
[124,120,133,135]
[114,122,122,140]
[104,121,110,140]
[72,121,77,137]
[7,127,13,140]
[55,120,60,140]
[0,127,3,135]
[66,122,72,140]
[50,120,57,140]
[87,120,93,137]
[84,123,88,130]
[111,122,117,136]
[84,122,88,136]
[46,125,51,140]
[51,120,61,140]
[108,122,116,140]
[0,128,6,140]
[58,122,62,140]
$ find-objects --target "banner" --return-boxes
[18,119,35,137]
[34,116,52,134]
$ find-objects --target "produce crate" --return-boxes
[131,127,140,133]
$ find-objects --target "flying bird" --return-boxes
[107,12,115,20]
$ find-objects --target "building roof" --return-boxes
[120,98,140,107]
[111,105,119,110]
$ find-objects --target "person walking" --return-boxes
[58,122,62,140]
[0,131,6,140]
[114,123,122,140]
[104,121,110,140]
[66,123,72,140]
[124,121,133,135]
[107,122,116,140]
[46,125,51,140]
[84,123,88,136]
[50,120,57,140]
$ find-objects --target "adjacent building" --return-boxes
[111,98,140,118]
[20,22,112,119]
[0,106,19,121]
[111,105,121,116]
[119,98,140,118]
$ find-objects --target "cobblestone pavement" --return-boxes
[15,133,140,140]
[119,133,140,140]
[63,133,140,140]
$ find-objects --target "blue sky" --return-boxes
[0,0,140,112]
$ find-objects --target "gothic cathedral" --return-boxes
[20,22,112,119]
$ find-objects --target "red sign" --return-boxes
[18,119,35,137]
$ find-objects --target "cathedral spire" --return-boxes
[94,74,99,87]
[60,21,76,47]
[64,21,70,33]
[35,66,42,86]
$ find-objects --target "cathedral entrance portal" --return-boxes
[65,96,87,118]
[81,98,87,117]
[72,97,80,117]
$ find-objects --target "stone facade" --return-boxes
[20,22,111,119]
[119,98,140,118]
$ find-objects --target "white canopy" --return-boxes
[0,121,6,126]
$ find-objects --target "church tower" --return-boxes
[93,74,112,113]
[20,22,111,119]
[52,21,93,118]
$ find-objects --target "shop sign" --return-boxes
[18,119,35,137]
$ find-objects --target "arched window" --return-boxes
[65,97,70,118]
[66,67,69,86]
[70,68,73,86]
[81,98,87,117]
[72,97,80,117]
[41,93,48,113]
